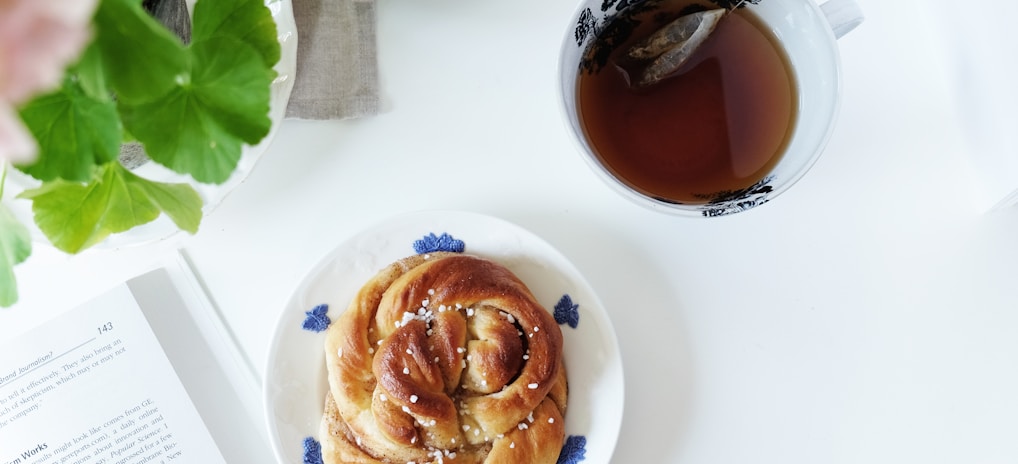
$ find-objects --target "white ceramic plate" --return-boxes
[264,210,624,464]
[0,0,298,250]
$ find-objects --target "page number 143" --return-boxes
[97,321,114,335]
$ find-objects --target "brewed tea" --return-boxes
[577,0,797,204]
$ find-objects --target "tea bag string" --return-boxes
[730,0,749,12]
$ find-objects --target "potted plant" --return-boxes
[0,0,286,307]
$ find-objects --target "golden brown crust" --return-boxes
[321,253,567,464]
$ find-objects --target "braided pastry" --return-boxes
[319,252,568,464]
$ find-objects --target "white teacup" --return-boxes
[558,0,863,217]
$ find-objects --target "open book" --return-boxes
[0,255,273,463]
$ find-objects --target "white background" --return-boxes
[4,0,1018,462]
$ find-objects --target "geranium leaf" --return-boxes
[18,166,145,253]
[17,163,202,254]
[192,0,281,67]
[121,168,202,233]
[72,42,110,102]
[16,78,121,183]
[99,167,165,235]
[187,37,275,144]
[93,0,188,104]
[119,36,274,184]
[0,204,32,308]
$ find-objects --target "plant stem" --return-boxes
[0,162,7,199]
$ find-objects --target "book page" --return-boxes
[0,284,226,464]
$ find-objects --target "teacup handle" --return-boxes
[820,0,864,39]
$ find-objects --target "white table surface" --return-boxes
[5,0,1018,462]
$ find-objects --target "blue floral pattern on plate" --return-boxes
[554,295,581,329]
[558,435,588,464]
[302,436,323,464]
[414,232,466,254]
[301,304,330,333]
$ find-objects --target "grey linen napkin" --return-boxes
[285,0,380,120]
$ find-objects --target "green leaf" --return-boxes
[187,38,275,142]
[93,0,187,104]
[192,0,282,67]
[72,41,111,102]
[120,37,275,184]
[122,169,202,233]
[0,204,32,308]
[17,163,202,254]
[16,78,121,183]
[72,40,109,101]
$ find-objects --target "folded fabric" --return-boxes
[285,0,380,120]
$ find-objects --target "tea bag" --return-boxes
[623,8,725,88]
